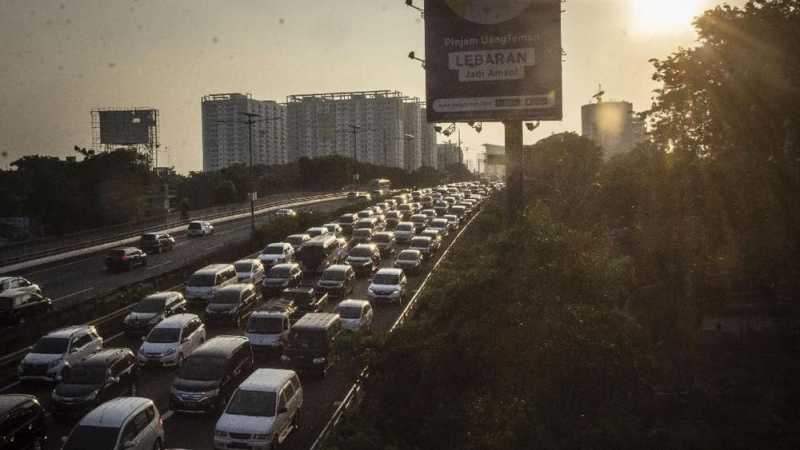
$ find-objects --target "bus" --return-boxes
[367,178,391,192]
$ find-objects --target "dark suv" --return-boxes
[50,348,138,421]
[282,313,342,378]
[0,394,48,450]
[139,233,175,254]
[105,247,147,272]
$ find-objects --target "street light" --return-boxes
[216,112,282,236]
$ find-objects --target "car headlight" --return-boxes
[214,430,228,438]
[164,347,177,355]
[312,357,326,364]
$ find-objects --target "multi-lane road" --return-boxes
[0,196,483,450]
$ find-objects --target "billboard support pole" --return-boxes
[504,120,524,222]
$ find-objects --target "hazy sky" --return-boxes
[0,0,744,173]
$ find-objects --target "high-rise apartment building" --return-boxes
[437,142,464,169]
[581,100,646,159]
[286,90,437,171]
[201,93,287,171]
[420,107,438,170]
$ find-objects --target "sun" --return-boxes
[631,0,709,34]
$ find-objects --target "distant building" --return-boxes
[201,93,288,172]
[483,144,506,179]
[420,107,438,170]
[403,100,423,171]
[437,142,464,169]
[581,101,646,158]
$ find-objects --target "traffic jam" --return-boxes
[0,182,498,450]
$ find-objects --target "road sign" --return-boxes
[424,0,563,122]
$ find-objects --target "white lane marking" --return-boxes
[146,260,172,271]
[163,410,174,420]
[54,286,95,302]
[0,381,20,394]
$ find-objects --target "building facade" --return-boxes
[482,144,506,179]
[403,100,423,171]
[420,107,438,170]
[201,93,287,171]
[580,101,646,159]
[437,142,464,169]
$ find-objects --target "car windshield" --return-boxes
[398,251,419,261]
[226,390,276,417]
[267,267,291,278]
[133,297,166,313]
[337,306,362,319]
[108,250,126,258]
[188,274,215,287]
[432,221,447,227]
[321,270,346,281]
[373,234,390,243]
[188,223,201,229]
[147,327,180,343]
[299,245,327,264]
[234,262,254,272]
[62,365,106,385]
[263,246,284,255]
[247,317,284,334]
[287,236,304,246]
[212,291,241,304]
[397,224,413,231]
[411,238,430,247]
[141,234,157,241]
[338,215,354,222]
[282,290,311,305]
[178,356,226,381]
[350,247,373,257]
[373,273,400,285]
[32,337,69,354]
[63,425,121,450]
[353,230,371,237]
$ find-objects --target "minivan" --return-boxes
[61,397,164,450]
[18,325,103,383]
[296,235,345,274]
[337,214,358,235]
[282,313,342,378]
[185,264,238,307]
[170,336,254,413]
[214,369,303,450]
[246,310,291,355]
[137,314,206,368]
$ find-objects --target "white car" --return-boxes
[187,220,214,236]
[335,299,373,332]
[0,276,41,296]
[394,222,416,244]
[367,268,408,304]
[246,310,291,353]
[305,227,330,238]
[18,325,103,382]
[137,314,206,368]
[214,369,303,450]
[428,218,450,237]
[234,259,266,285]
[322,223,343,236]
[275,208,297,217]
[443,214,460,230]
[259,243,294,268]
[62,397,165,450]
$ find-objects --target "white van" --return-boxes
[246,310,291,354]
[214,369,303,450]
[61,397,164,450]
[137,314,206,368]
[185,264,237,306]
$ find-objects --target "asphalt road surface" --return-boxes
[2,207,476,450]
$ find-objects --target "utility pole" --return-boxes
[505,120,524,222]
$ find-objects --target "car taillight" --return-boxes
[121,256,129,261]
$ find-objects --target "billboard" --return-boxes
[425,0,563,122]
[98,109,157,145]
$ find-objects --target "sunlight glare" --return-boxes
[631,0,709,34]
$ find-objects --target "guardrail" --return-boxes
[308,206,483,450]
[0,191,335,267]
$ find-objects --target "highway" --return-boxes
[12,197,350,310]
[0,201,481,450]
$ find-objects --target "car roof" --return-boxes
[398,249,421,256]
[0,276,16,283]
[0,394,37,414]
[373,231,394,237]
[46,325,94,338]
[250,309,288,319]
[193,335,248,357]
[376,268,403,276]
[216,283,254,294]
[155,313,199,329]
[79,397,153,427]
[234,258,260,265]
[271,263,299,270]
[337,299,369,309]
[351,243,376,250]
[266,242,290,248]
[324,264,350,273]
[111,247,140,253]
[142,292,179,301]
[306,227,327,231]
[411,236,432,242]
[238,369,296,393]
[78,348,132,367]
[293,313,340,330]
[194,264,234,274]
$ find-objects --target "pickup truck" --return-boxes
[278,287,329,321]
